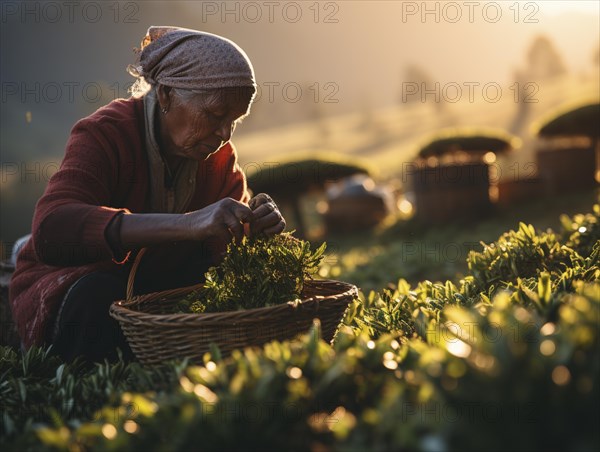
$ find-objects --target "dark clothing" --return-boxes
[51,272,132,363]
[51,250,214,363]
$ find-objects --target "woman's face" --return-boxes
[157,85,253,161]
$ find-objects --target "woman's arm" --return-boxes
[112,198,254,250]
[32,116,132,266]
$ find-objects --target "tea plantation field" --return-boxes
[1,200,599,451]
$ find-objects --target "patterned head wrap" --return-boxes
[132,26,256,90]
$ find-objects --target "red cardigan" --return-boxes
[9,97,250,347]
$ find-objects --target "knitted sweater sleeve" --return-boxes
[32,117,131,266]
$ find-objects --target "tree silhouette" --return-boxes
[401,65,445,113]
[526,35,567,80]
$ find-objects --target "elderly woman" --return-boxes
[9,26,285,362]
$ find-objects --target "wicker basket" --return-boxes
[110,249,358,365]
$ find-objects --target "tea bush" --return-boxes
[1,207,598,451]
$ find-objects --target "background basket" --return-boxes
[110,249,358,365]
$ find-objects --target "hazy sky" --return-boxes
[1,0,598,151]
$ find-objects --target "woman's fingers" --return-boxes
[224,201,253,242]
[229,201,253,223]
[262,218,286,236]
[225,218,245,243]
[247,194,286,237]
[248,193,273,210]
[215,227,234,247]
[251,201,277,219]
[186,198,254,243]
[250,210,285,236]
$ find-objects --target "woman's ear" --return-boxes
[156,84,172,111]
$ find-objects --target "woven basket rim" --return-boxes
[110,278,358,325]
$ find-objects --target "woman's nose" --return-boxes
[215,122,234,143]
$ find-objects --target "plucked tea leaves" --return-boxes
[177,233,326,313]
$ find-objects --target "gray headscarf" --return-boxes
[136,26,256,90]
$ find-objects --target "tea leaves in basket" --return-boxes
[178,233,327,313]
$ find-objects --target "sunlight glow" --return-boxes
[539,1,599,15]
[540,340,556,356]
[398,199,413,215]
[102,424,117,440]
[552,365,571,386]
[383,351,399,370]
[124,421,139,434]
[483,152,496,164]
[194,384,218,403]
[540,323,556,336]
[446,339,472,358]
[287,366,303,379]
[383,359,398,370]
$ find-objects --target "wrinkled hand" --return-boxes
[248,193,286,237]
[184,198,253,244]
